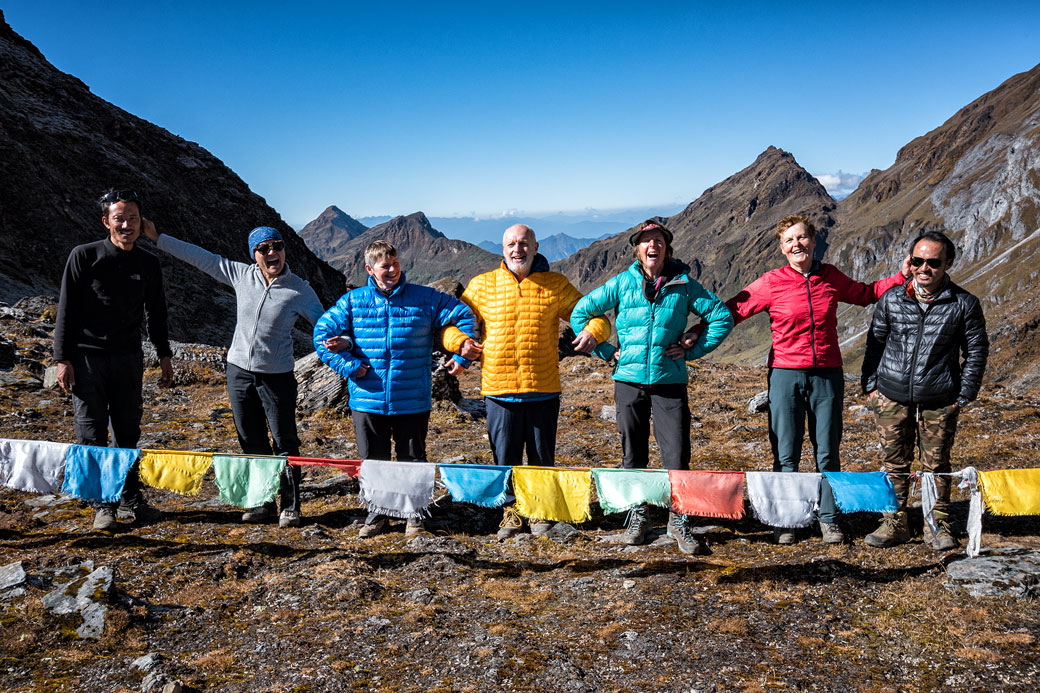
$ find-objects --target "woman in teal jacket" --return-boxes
[571,220,732,554]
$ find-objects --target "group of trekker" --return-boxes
[54,190,988,554]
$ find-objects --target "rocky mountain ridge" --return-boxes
[297,205,368,260]
[0,10,345,348]
[313,212,500,286]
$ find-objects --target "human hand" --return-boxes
[158,356,173,387]
[665,343,685,360]
[679,330,698,349]
[355,364,369,378]
[56,360,75,393]
[571,329,598,354]
[459,338,483,360]
[900,255,913,279]
[445,359,464,376]
[325,336,352,353]
[142,217,159,243]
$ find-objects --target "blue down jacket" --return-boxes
[572,261,733,385]
[313,276,477,415]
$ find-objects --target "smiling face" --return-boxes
[502,224,537,279]
[366,254,402,292]
[910,238,951,293]
[254,241,286,283]
[779,222,816,271]
[635,229,669,278]
[102,201,141,250]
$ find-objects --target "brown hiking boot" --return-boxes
[621,505,650,546]
[497,506,523,540]
[929,512,960,551]
[404,517,425,538]
[864,512,910,548]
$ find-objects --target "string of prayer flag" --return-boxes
[668,470,746,519]
[61,444,138,503]
[822,471,899,514]
[139,450,213,496]
[0,438,69,495]
[437,463,512,508]
[591,468,671,514]
[512,466,592,523]
[359,459,436,519]
[212,455,283,509]
[746,472,821,528]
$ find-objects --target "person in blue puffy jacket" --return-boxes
[313,240,479,538]
[571,220,733,554]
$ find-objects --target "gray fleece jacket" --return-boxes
[157,234,324,373]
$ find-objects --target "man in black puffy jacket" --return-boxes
[861,231,988,551]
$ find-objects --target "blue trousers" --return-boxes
[767,367,843,524]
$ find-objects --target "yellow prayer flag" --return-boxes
[979,468,1040,516]
[512,466,591,523]
[139,449,214,496]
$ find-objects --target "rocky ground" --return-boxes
[2,301,1039,691]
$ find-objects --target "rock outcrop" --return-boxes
[0,10,345,348]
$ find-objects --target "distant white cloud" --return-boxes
[814,170,867,200]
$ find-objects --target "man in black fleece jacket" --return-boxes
[53,190,173,531]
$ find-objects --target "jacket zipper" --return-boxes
[248,273,275,369]
[804,274,818,368]
[908,300,926,403]
[383,291,392,411]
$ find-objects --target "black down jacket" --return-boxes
[861,280,988,406]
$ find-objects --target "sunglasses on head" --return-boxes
[255,240,284,254]
[101,190,139,203]
[910,256,943,269]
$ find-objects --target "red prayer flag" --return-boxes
[287,456,362,478]
[669,470,746,519]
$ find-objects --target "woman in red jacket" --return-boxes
[726,215,910,544]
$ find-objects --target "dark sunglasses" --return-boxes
[910,256,944,269]
[255,240,284,254]
[100,190,139,203]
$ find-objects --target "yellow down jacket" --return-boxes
[443,259,611,396]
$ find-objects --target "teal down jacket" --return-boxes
[571,262,733,385]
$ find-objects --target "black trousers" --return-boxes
[70,350,145,508]
[614,381,690,471]
[226,363,302,512]
[351,410,431,524]
[485,396,560,467]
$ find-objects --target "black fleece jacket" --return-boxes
[53,239,172,362]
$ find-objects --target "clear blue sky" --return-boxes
[5,1,1039,229]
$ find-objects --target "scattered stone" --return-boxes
[748,390,769,413]
[132,653,165,673]
[622,545,643,554]
[0,372,41,390]
[622,579,636,589]
[0,560,26,590]
[600,405,616,422]
[43,364,59,389]
[547,522,580,543]
[76,601,107,638]
[945,546,1040,598]
[404,587,434,604]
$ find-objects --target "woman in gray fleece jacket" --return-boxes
[144,220,325,528]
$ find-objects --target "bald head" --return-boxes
[502,224,538,279]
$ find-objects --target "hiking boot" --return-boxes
[819,522,845,544]
[864,512,910,548]
[117,503,162,525]
[358,516,387,538]
[497,506,523,540]
[930,512,960,551]
[93,507,117,531]
[404,517,425,538]
[279,510,301,528]
[530,519,554,537]
[242,502,276,524]
[621,505,650,546]
[773,528,797,545]
[668,512,709,556]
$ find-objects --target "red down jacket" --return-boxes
[727,262,905,369]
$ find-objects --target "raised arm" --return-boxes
[144,218,248,286]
